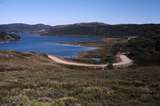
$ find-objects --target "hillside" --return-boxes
[109,34,160,65]
[0,23,52,33]
[44,22,160,37]
[1,22,160,37]
[0,51,159,106]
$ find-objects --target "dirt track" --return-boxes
[48,54,133,68]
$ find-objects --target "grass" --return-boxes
[0,51,160,106]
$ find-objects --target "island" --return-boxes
[0,32,20,42]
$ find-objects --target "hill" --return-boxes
[44,22,160,37]
[110,34,160,65]
[0,23,52,33]
[1,22,160,37]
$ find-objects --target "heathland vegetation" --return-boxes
[0,51,160,106]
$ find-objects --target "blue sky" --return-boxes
[0,0,160,25]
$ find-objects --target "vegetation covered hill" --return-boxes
[0,23,52,33]
[0,32,20,42]
[1,22,160,37]
[110,34,160,65]
[126,35,160,65]
[0,51,159,106]
[44,22,160,37]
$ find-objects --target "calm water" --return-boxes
[0,33,97,57]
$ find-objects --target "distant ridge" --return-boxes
[0,22,160,37]
[0,23,52,33]
[45,22,160,37]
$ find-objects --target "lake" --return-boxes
[0,33,97,57]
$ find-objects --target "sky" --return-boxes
[0,0,160,25]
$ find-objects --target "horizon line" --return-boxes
[0,22,160,26]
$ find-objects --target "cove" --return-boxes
[0,33,97,58]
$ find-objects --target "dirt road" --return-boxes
[48,54,133,68]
